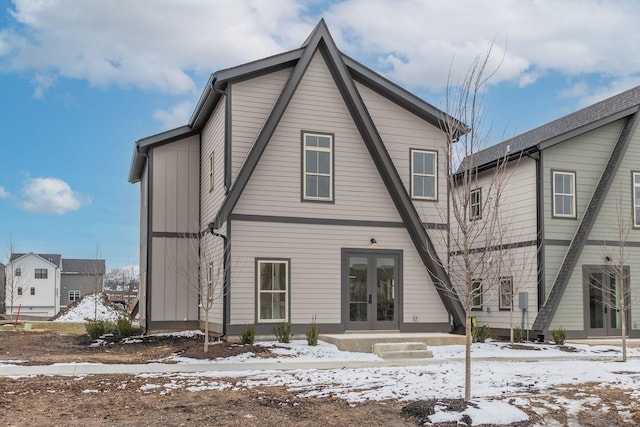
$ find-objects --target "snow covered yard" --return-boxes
[137,338,640,425]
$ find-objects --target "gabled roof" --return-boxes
[467,85,640,170]
[128,20,464,183]
[10,253,62,268]
[61,258,106,275]
[203,19,465,326]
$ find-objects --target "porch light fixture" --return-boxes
[369,238,379,249]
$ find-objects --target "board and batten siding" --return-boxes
[229,220,449,327]
[148,136,200,323]
[233,51,403,222]
[230,67,292,185]
[139,166,148,326]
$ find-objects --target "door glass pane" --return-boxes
[349,257,368,322]
[610,274,622,329]
[376,257,395,321]
[589,273,604,329]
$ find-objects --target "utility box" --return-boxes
[519,292,528,310]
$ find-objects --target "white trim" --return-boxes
[411,149,437,200]
[303,133,333,201]
[499,277,512,310]
[552,171,576,218]
[470,188,482,220]
[257,259,289,323]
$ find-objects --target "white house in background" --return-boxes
[5,253,61,318]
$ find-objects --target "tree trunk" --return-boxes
[465,312,472,401]
[204,304,209,353]
[621,302,627,362]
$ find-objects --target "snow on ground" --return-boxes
[152,338,640,425]
[55,294,124,322]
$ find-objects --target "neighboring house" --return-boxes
[129,20,466,334]
[459,85,640,339]
[5,253,62,318]
[60,258,106,309]
[4,253,106,318]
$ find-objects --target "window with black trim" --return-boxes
[470,188,482,220]
[15,267,21,277]
[35,268,48,279]
[30,287,35,296]
[69,290,80,302]
[257,260,289,322]
[303,133,333,201]
[552,171,576,218]
[411,149,437,200]
[499,277,512,310]
[471,280,483,310]
[633,172,640,227]
[17,287,22,296]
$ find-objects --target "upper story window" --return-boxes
[470,188,482,220]
[208,152,214,192]
[552,170,576,218]
[411,149,437,200]
[633,172,640,227]
[30,287,35,296]
[257,259,289,322]
[15,267,21,277]
[302,132,333,201]
[35,268,48,279]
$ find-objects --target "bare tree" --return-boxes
[179,227,229,353]
[589,187,635,361]
[438,44,511,401]
[4,237,24,321]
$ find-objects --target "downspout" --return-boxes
[137,145,152,333]
[208,225,229,338]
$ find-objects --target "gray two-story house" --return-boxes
[129,20,466,335]
[461,86,640,339]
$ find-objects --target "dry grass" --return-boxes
[0,320,86,335]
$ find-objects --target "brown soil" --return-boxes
[1,329,638,426]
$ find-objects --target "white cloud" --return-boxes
[1,0,639,102]
[19,177,89,215]
[0,186,9,199]
[153,101,194,129]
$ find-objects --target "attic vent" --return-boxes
[48,258,53,262]
[506,144,511,153]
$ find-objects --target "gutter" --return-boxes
[208,224,229,338]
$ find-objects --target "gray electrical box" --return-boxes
[519,292,528,310]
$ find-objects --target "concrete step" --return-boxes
[373,342,433,359]
[319,333,465,353]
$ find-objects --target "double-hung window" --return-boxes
[499,277,512,310]
[35,268,48,279]
[411,149,437,200]
[470,188,482,220]
[69,290,80,302]
[15,267,21,277]
[552,171,576,218]
[633,172,640,227]
[303,133,333,201]
[471,280,483,310]
[257,260,289,322]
